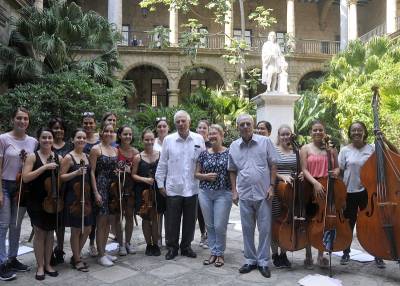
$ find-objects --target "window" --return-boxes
[121,25,130,46]
[151,79,168,107]
[234,29,252,47]
[190,80,206,93]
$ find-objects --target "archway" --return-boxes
[178,66,225,98]
[124,65,169,110]
[298,71,325,92]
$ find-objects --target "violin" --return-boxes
[43,154,63,214]
[277,134,313,251]
[70,159,92,232]
[109,161,125,222]
[121,161,135,210]
[309,136,352,273]
[14,150,28,226]
[358,87,400,261]
[138,168,156,220]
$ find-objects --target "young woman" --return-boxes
[23,128,61,280]
[115,125,139,256]
[60,129,94,272]
[195,124,232,267]
[256,121,272,137]
[89,123,118,267]
[0,107,37,281]
[300,120,340,269]
[196,119,210,249]
[100,112,117,145]
[153,117,169,152]
[338,121,394,268]
[132,129,162,256]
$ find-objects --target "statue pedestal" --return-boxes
[251,92,300,140]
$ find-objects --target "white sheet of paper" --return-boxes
[350,252,375,262]
[105,242,119,252]
[298,274,343,286]
[332,248,362,257]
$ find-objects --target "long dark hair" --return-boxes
[116,125,133,145]
[348,121,368,143]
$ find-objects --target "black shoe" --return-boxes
[0,264,16,281]
[279,253,291,268]
[145,245,153,256]
[7,258,30,272]
[340,253,350,265]
[152,245,161,257]
[375,257,386,269]
[50,247,65,266]
[35,272,45,281]
[238,264,257,274]
[258,266,271,278]
[44,270,59,277]
[165,249,178,260]
[272,253,282,268]
[181,247,197,258]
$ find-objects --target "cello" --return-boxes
[277,134,313,251]
[357,86,400,261]
[309,136,352,275]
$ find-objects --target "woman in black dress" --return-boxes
[60,129,93,272]
[23,128,61,280]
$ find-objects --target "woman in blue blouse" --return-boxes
[195,124,232,268]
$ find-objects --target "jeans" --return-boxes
[239,198,272,267]
[0,180,26,264]
[199,189,232,256]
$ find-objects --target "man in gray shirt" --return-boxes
[228,114,278,278]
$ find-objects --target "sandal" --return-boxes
[214,256,224,267]
[75,261,89,272]
[203,255,217,265]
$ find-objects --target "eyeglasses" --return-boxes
[82,112,95,118]
[156,117,167,122]
[239,122,252,128]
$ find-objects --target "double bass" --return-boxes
[277,134,313,251]
[357,87,400,261]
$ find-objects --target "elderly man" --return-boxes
[228,114,278,278]
[156,110,205,260]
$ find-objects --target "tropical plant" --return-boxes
[0,0,121,87]
[179,19,208,59]
[148,26,171,49]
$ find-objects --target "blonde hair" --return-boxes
[209,124,224,137]
[276,124,292,145]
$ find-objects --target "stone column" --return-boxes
[108,0,123,32]
[167,89,180,107]
[340,0,348,50]
[169,5,179,47]
[286,0,295,38]
[386,0,397,34]
[347,0,358,41]
[224,1,234,47]
[34,0,43,11]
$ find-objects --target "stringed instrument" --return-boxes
[139,168,156,220]
[109,160,125,222]
[43,154,63,214]
[15,149,28,226]
[357,86,400,261]
[121,160,135,210]
[277,134,313,251]
[309,136,352,253]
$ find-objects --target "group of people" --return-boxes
[0,107,396,281]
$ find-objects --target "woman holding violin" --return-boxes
[114,125,139,256]
[23,128,62,280]
[132,129,162,256]
[0,107,36,281]
[89,123,118,267]
[60,128,94,272]
[300,120,340,269]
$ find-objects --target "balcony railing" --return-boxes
[359,22,386,43]
[396,16,400,32]
[119,30,339,56]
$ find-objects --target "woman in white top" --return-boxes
[154,117,169,152]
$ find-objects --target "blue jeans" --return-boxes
[239,199,272,267]
[0,180,26,264]
[199,189,232,256]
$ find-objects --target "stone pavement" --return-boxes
[7,206,400,285]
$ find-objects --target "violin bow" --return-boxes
[15,149,26,227]
[117,161,125,225]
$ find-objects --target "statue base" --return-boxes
[251,92,300,140]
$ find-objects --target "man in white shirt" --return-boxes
[155,110,205,260]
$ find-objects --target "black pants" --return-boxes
[166,195,198,251]
[343,190,368,254]
[198,206,206,235]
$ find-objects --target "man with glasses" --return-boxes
[155,110,205,260]
[228,114,278,278]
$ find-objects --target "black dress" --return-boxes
[134,154,166,215]
[63,154,94,228]
[26,152,57,231]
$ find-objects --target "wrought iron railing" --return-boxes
[359,22,386,43]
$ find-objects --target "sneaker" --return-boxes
[375,257,386,269]
[340,253,350,265]
[272,253,282,268]
[279,253,291,268]
[118,245,127,256]
[0,264,16,281]
[145,245,153,256]
[98,255,113,267]
[88,245,98,257]
[202,238,209,249]
[200,233,207,247]
[125,243,136,254]
[106,254,117,262]
[7,258,30,272]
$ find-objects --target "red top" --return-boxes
[307,153,328,178]
[117,147,134,166]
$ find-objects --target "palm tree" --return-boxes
[0,0,122,87]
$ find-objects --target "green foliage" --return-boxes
[0,72,132,136]
[248,6,276,30]
[148,26,171,49]
[320,36,400,146]
[179,19,208,59]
